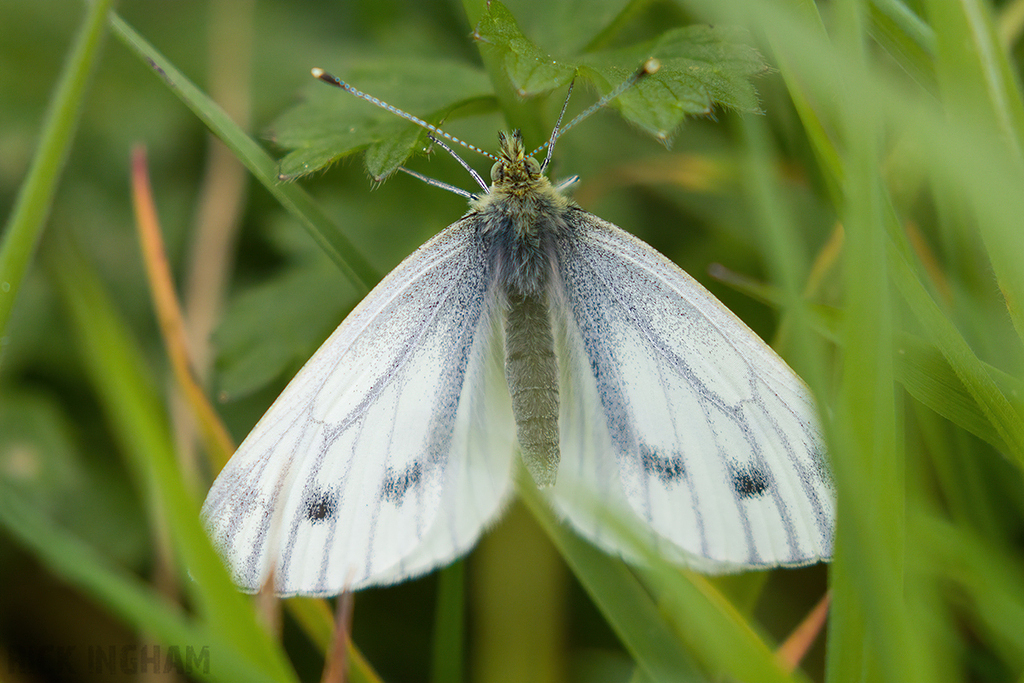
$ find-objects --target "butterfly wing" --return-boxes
[202,217,515,595]
[547,209,834,571]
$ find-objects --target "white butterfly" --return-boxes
[202,66,834,596]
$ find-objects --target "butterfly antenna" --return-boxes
[539,80,575,172]
[529,58,661,162]
[396,166,476,199]
[395,133,489,199]
[426,134,489,192]
[311,68,499,162]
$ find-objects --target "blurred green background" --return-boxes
[2,0,1024,682]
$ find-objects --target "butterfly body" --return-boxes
[477,130,569,485]
[203,127,834,596]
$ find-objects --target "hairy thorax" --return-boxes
[470,132,574,297]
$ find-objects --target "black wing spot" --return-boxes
[303,488,338,523]
[732,465,770,498]
[382,462,424,504]
[639,444,686,484]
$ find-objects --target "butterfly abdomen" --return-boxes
[504,287,560,486]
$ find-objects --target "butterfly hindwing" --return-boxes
[548,209,834,571]
[202,217,515,595]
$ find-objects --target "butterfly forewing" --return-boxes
[548,210,834,571]
[202,218,516,595]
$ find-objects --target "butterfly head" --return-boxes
[491,130,544,192]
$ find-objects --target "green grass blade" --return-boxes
[829,4,914,676]
[0,0,113,361]
[924,0,1024,342]
[108,12,379,293]
[926,0,1024,155]
[886,225,1024,469]
[641,565,802,683]
[523,477,806,683]
[894,332,1021,454]
[44,232,297,683]
[867,0,936,89]
[871,0,936,53]
[0,481,285,683]
[431,561,466,683]
[914,513,1024,671]
[518,481,705,683]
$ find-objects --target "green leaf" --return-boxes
[520,474,802,683]
[430,562,466,683]
[272,58,495,180]
[214,260,357,400]
[474,2,768,143]
[582,26,768,142]
[915,513,1024,671]
[473,0,577,95]
[489,0,643,55]
[271,3,771,184]
[363,122,432,182]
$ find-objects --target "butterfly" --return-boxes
[202,62,835,596]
